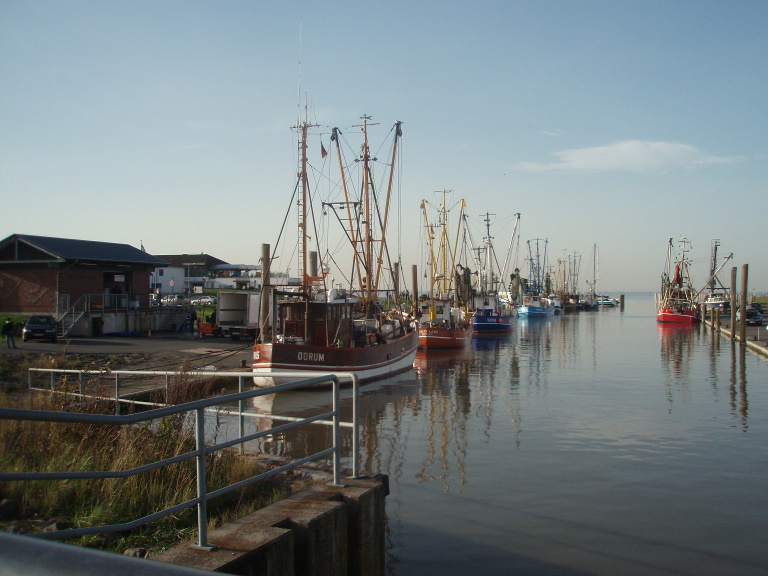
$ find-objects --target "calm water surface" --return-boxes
[249,293,768,575]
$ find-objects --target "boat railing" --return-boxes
[1,369,360,550]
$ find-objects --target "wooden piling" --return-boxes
[739,264,748,344]
[259,243,271,341]
[730,267,737,334]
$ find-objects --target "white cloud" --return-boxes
[514,140,737,173]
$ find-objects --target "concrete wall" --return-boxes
[153,475,388,576]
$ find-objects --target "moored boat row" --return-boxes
[249,110,622,388]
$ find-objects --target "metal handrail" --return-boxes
[0,369,360,550]
[0,531,217,576]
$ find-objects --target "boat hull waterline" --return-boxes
[418,324,473,348]
[517,305,555,318]
[472,315,514,333]
[253,330,419,388]
[657,308,698,324]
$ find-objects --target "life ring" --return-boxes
[524,297,531,303]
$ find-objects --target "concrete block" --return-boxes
[154,523,293,576]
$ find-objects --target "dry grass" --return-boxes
[0,358,315,553]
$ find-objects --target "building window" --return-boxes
[159,269,164,276]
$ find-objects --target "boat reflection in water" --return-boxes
[658,323,697,399]
[412,349,474,492]
[217,293,768,575]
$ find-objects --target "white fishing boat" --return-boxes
[700,239,732,310]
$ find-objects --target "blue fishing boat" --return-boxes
[467,213,516,333]
[517,238,556,318]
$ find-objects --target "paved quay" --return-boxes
[703,314,768,358]
[0,332,254,371]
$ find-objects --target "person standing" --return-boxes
[3,317,17,348]
[189,309,197,334]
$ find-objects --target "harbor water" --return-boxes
[247,292,768,575]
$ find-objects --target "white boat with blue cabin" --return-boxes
[517,238,556,318]
[466,212,517,333]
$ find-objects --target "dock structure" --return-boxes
[702,309,768,359]
[701,264,768,359]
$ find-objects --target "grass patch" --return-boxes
[0,360,315,554]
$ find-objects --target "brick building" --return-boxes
[0,234,167,335]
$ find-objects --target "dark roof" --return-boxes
[0,234,168,266]
[211,264,259,271]
[156,254,229,268]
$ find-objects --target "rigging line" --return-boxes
[304,163,329,292]
[397,133,403,263]
[271,176,302,264]
[323,249,353,289]
[371,121,397,162]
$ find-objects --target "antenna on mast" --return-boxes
[296,22,303,127]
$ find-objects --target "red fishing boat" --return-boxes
[417,191,473,349]
[657,238,700,324]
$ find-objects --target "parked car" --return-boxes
[22,315,58,342]
[736,308,763,326]
[160,294,186,307]
[191,295,217,306]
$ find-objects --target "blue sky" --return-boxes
[2,1,766,292]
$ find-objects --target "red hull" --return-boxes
[657,308,698,324]
[418,324,473,349]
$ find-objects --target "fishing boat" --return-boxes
[656,237,699,324]
[417,191,473,349]
[465,213,517,332]
[517,238,557,318]
[252,116,418,387]
[700,239,732,310]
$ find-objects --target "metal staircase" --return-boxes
[159,307,189,332]
[57,295,88,337]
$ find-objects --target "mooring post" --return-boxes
[259,243,271,342]
[739,264,749,344]
[730,267,737,338]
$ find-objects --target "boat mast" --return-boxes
[360,116,373,307]
[421,190,466,299]
[298,121,310,292]
[481,212,495,293]
[373,121,402,295]
[330,126,365,293]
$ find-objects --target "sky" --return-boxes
[2,1,767,293]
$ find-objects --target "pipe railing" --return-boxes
[1,369,360,550]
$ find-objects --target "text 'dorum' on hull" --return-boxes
[253,329,418,388]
